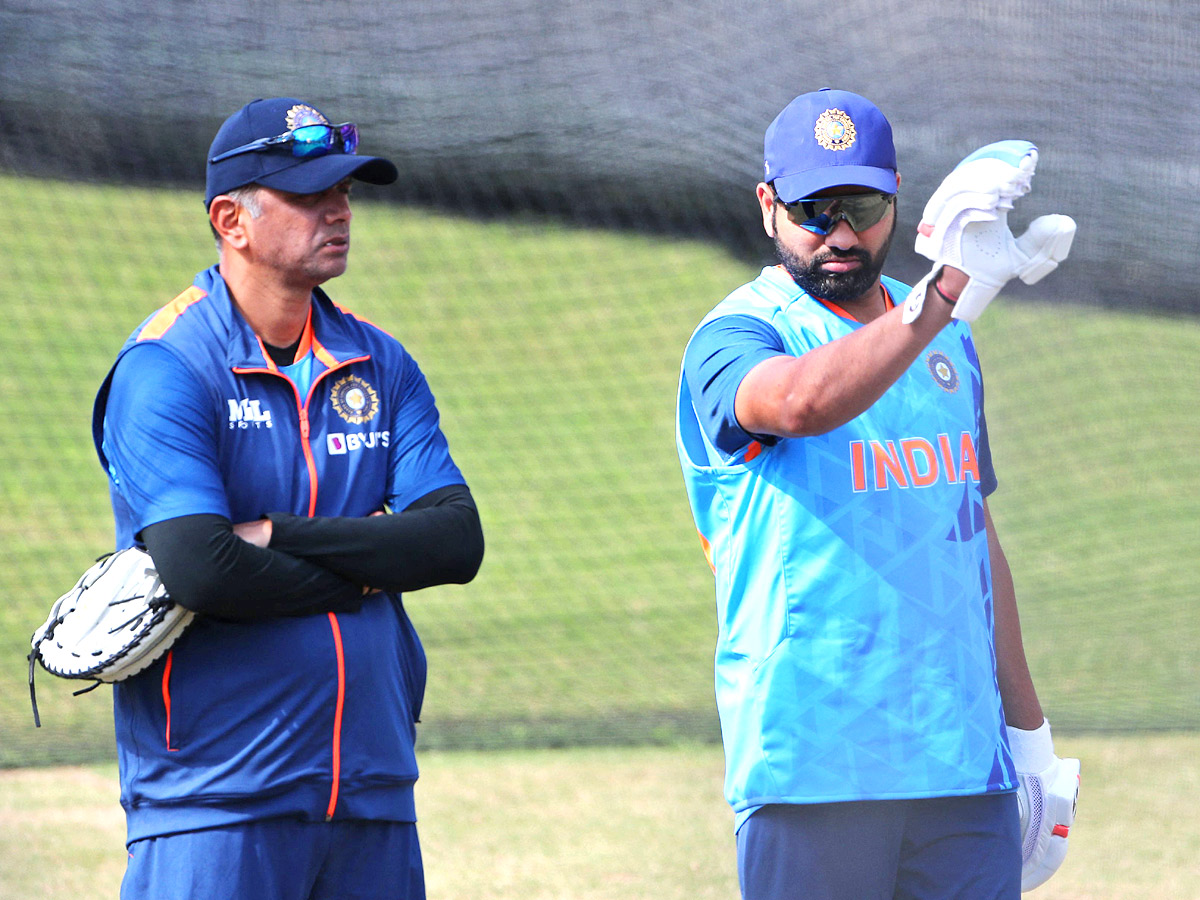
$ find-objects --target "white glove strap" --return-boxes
[901,263,1001,326]
[900,267,937,325]
[949,275,1004,323]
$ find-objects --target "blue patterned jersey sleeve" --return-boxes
[683,314,787,457]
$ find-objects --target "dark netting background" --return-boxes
[2,1,1197,765]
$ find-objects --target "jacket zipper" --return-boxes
[233,353,369,822]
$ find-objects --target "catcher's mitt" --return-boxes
[28,547,194,726]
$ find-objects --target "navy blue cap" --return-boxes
[205,98,398,208]
[764,89,897,202]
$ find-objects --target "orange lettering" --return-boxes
[850,441,867,492]
[937,433,959,483]
[959,432,981,483]
[871,440,909,489]
[901,438,939,487]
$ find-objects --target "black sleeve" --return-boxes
[141,514,365,620]
[265,483,485,594]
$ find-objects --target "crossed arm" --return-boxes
[142,483,484,621]
[105,341,484,622]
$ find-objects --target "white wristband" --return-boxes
[1006,717,1055,772]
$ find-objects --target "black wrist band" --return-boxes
[933,279,959,305]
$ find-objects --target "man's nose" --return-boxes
[823,216,859,249]
[327,194,352,222]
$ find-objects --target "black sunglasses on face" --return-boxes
[779,191,895,235]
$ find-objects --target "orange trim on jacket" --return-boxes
[138,287,207,341]
[228,349,370,818]
[325,612,347,820]
[162,650,179,752]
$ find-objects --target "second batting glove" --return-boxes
[1007,718,1081,892]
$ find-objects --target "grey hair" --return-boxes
[228,185,263,217]
[210,184,264,249]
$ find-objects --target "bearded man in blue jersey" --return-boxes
[676,89,1079,899]
[95,97,484,900]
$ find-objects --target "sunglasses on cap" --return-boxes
[209,122,359,164]
[778,191,895,236]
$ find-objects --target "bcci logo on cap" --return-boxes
[814,108,857,152]
[330,375,379,425]
[286,103,330,130]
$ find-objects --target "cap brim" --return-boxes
[773,165,898,203]
[255,153,399,195]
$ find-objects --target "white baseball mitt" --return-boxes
[29,547,194,725]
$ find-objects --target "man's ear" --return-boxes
[756,183,777,239]
[209,196,250,250]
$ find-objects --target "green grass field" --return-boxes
[1,173,1198,893]
[3,173,1197,763]
[3,734,1199,900]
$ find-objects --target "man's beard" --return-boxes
[774,213,895,305]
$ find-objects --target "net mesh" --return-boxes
[2,1,1197,766]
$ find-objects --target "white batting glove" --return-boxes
[1007,719,1080,892]
[901,140,1076,324]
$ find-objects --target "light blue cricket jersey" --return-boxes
[676,266,1017,828]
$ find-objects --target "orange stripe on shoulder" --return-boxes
[331,299,393,339]
[137,286,208,341]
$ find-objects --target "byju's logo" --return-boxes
[227,398,273,429]
[327,431,390,455]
